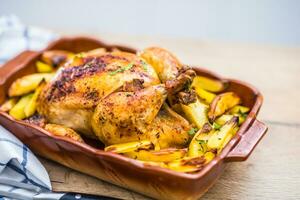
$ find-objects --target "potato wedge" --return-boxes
[24,82,46,117]
[168,164,201,173]
[41,50,74,67]
[229,105,250,114]
[217,126,239,154]
[192,76,226,93]
[181,99,208,129]
[45,124,84,143]
[207,116,238,150]
[124,148,186,162]
[168,156,206,173]
[193,87,216,104]
[9,94,33,120]
[105,140,152,153]
[139,161,168,168]
[36,61,54,73]
[215,114,234,126]
[204,152,215,164]
[237,114,247,125]
[67,54,85,66]
[208,92,241,122]
[8,73,54,97]
[216,113,247,126]
[228,105,249,124]
[0,98,18,112]
[85,48,107,57]
[188,123,214,157]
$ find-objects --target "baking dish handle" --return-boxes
[225,119,268,162]
[0,50,38,85]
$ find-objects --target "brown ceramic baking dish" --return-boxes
[0,36,267,200]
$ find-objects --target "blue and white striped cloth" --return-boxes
[0,15,63,200]
[0,127,63,200]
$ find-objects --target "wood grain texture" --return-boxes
[41,34,300,199]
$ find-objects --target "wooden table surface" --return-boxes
[39,34,300,200]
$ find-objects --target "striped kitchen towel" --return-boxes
[0,126,63,200]
[0,15,63,200]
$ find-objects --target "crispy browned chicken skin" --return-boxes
[37,48,194,149]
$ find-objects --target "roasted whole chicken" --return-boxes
[3,44,248,172]
[36,48,196,149]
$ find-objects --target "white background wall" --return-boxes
[1,0,300,47]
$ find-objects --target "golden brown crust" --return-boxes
[37,52,161,138]
[139,47,183,82]
[91,85,168,145]
[37,48,193,147]
[40,52,160,104]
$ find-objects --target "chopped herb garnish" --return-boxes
[141,60,148,71]
[125,92,132,97]
[196,139,207,145]
[142,65,148,71]
[213,122,221,130]
[77,53,85,58]
[195,139,207,152]
[240,112,248,118]
[188,127,198,136]
[109,63,134,75]
[109,68,123,75]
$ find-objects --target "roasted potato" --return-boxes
[215,114,234,126]
[45,124,84,143]
[8,73,54,97]
[193,87,216,104]
[85,48,107,57]
[229,105,249,124]
[139,161,168,168]
[9,94,33,120]
[124,148,186,162]
[237,114,247,125]
[208,92,241,122]
[217,126,239,154]
[216,113,247,126]
[0,98,17,112]
[188,123,214,157]
[36,61,54,73]
[207,116,239,150]
[105,140,153,153]
[181,99,208,129]
[168,156,206,173]
[24,81,45,117]
[67,54,85,67]
[229,105,250,114]
[204,152,215,163]
[192,76,227,93]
